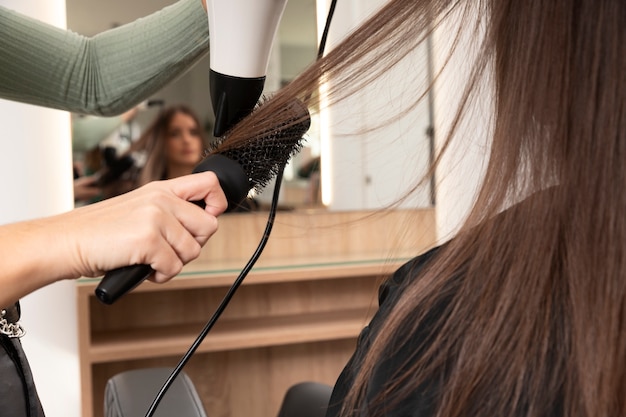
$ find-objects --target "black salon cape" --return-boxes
[324,189,570,417]
[325,246,445,417]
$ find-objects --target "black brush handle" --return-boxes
[95,155,248,305]
[95,265,153,305]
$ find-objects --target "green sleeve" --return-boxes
[0,0,209,116]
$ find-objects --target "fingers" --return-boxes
[166,171,228,217]
[68,171,228,283]
[144,172,226,245]
[132,175,225,276]
[141,172,227,282]
[150,205,214,281]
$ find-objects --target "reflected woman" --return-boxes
[133,104,208,186]
[103,104,208,198]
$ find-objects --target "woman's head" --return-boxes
[134,104,207,185]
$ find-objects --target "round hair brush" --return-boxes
[95,99,311,305]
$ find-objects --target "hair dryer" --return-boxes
[207,0,289,137]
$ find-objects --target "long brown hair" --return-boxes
[214,0,626,416]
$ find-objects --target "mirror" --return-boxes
[66,0,433,211]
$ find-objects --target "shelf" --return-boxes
[76,255,412,295]
[88,309,373,364]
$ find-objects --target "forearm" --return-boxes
[0,0,209,116]
[0,216,79,308]
[0,172,227,308]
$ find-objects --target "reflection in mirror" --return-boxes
[66,0,433,212]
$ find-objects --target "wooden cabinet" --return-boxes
[76,209,435,417]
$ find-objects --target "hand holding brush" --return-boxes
[95,98,311,304]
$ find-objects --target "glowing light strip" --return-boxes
[316,0,333,206]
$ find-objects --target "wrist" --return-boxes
[0,216,81,306]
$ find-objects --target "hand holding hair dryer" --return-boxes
[207,0,289,136]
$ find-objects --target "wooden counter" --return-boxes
[76,208,436,417]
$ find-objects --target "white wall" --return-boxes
[431,5,491,242]
[0,1,81,417]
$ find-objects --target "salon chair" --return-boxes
[104,368,207,417]
[275,381,333,417]
[105,368,332,417]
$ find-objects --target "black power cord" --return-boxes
[317,0,337,60]
[145,170,285,417]
[144,2,338,415]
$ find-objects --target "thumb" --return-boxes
[166,171,228,217]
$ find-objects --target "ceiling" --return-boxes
[65,0,317,47]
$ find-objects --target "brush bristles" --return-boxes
[206,99,311,192]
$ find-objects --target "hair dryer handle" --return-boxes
[95,264,154,305]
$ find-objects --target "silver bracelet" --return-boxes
[0,309,25,338]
